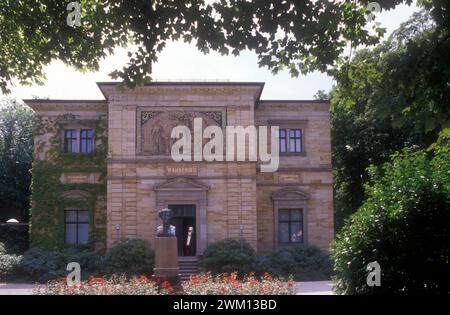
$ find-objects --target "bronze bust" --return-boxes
[157,208,176,237]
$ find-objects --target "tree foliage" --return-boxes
[331,147,450,294]
[332,10,449,134]
[331,99,428,230]
[0,100,34,222]
[330,11,448,229]
[2,0,447,93]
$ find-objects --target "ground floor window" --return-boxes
[65,210,89,245]
[278,208,303,243]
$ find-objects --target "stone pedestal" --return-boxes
[153,236,181,287]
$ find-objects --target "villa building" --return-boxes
[25,81,333,257]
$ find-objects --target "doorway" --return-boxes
[168,204,196,256]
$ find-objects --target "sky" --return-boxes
[4,2,421,102]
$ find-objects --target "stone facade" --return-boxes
[25,82,333,254]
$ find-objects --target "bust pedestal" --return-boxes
[153,236,181,288]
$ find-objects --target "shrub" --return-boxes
[19,248,67,281]
[0,242,6,255]
[256,244,333,281]
[331,149,450,294]
[0,224,29,254]
[105,239,154,276]
[0,253,21,280]
[19,247,105,282]
[199,239,256,275]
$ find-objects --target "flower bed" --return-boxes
[183,272,296,295]
[34,275,159,295]
[33,273,296,295]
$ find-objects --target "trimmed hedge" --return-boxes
[105,239,155,276]
[200,239,332,281]
[257,244,333,281]
[18,247,105,282]
[0,238,155,282]
[199,239,257,275]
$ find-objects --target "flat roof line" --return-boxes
[23,99,106,103]
[259,100,329,103]
[23,99,328,104]
[96,81,265,87]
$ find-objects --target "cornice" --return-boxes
[23,99,107,112]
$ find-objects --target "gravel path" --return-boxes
[295,281,333,295]
[0,283,35,295]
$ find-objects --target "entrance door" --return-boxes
[168,205,196,256]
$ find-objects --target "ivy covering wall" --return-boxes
[30,113,107,250]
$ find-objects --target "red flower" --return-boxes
[167,287,174,294]
[249,279,258,286]
[89,277,106,285]
[232,282,242,288]
[138,275,151,283]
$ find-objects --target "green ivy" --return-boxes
[30,114,107,250]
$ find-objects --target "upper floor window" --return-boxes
[278,209,303,244]
[279,128,302,153]
[65,209,89,245]
[279,129,287,153]
[63,129,94,153]
[289,129,302,153]
[64,130,78,153]
[80,129,94,153]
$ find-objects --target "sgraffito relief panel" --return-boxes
[136,107,225,156]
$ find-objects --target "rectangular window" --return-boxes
[64,130,78,153]
[279,129,287,153]
[65,210,89,245]
[80,129,94,153]
[278,209,303,244]
[278,128,303,153]
[289,129,302,153]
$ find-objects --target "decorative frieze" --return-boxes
[199,111,223,126]
[141,111,162,125]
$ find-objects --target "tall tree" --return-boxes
[0,99,34,222]
[2,0,448,93]
[330,10,448,229]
